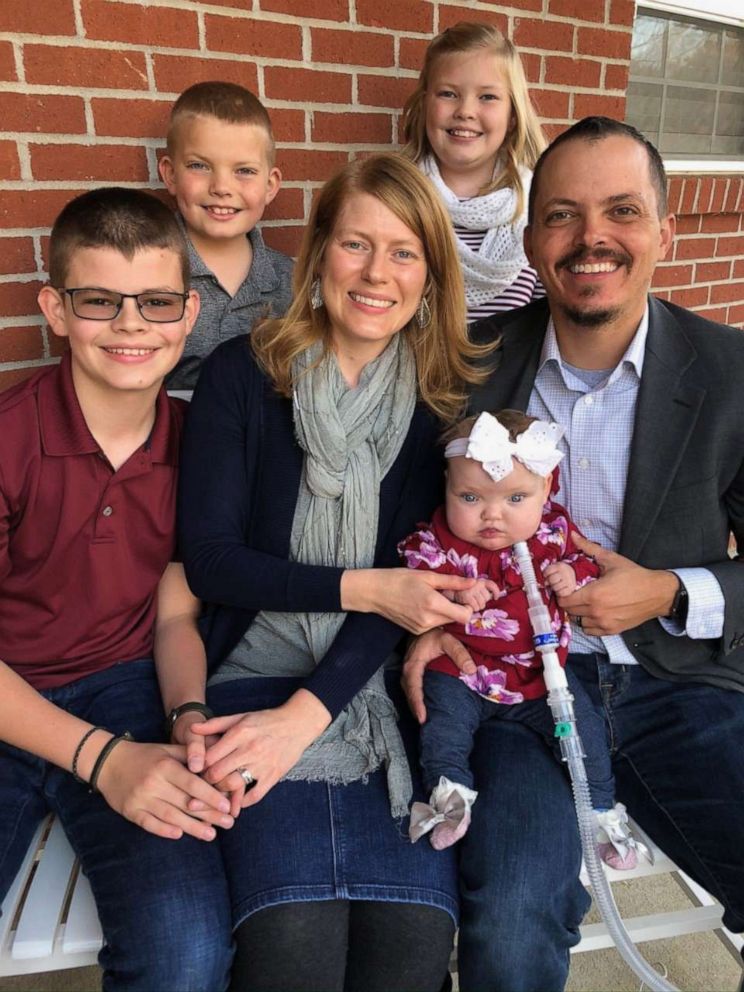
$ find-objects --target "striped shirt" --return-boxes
[454,225,545,323]
[527,309,724,663]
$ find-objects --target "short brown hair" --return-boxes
[49,187,190,288]
[252,153,495,424]
[442,408,536,446]
[166,81,275,164]
[401,22,545,218]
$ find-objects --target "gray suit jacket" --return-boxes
[469,295,744,692]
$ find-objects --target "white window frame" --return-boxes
[631,1,744,173]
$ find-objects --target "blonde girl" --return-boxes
[402,21,546,322]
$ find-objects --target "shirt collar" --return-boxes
[537,302,650,380]
[176,212,279,293]
[39,350,179,465]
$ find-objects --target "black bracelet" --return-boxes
[165,701,214,741]
[88,731,134,793]
[71,725,107,784]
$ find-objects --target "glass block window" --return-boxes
[626,9,744,159]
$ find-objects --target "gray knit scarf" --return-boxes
[280,334,417,818]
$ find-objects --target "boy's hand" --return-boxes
[453,578,500,611]
[543,562,577,598]
[95,740,235,842]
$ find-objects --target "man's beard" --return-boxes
[559,301,622,327]
[554,247,630,327]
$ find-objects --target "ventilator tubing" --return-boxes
[513,541,678,992]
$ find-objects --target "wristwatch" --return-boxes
[165,701,214,740]
[667,579,689,627]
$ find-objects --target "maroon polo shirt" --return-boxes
[0,352,186,690]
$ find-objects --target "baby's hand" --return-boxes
[453,578,500,612]
[543,562,577,597]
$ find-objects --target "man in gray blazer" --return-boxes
[405,117,744,991]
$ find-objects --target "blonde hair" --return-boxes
[166,81,275,165]
[401,22,546,219]
[251,153,494,424]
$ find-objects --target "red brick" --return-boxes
[708,178,726,213]
[700,213,740,233]
[573,93,625,120]
[710,281,744,305]
[357,74,416,109]
[399,37,430,73]
[0,140,20,181]
[483,0,541,10]
[261,0,349,19]
[610,0,636,26]
[545,56,601,88]
[693,177,714,213]
[667,177,684,215]
[0,367,46,391]
[279,149,349,183]
[153,54,258,95]
[531,88,570,119]
[262,225,303,258]
[733,259,744,280]
[676,214,702,234]
[438,6,508,32]
[0,325,45,362]
[205,14,301,60]
[0,93,85,135]
[356,0,433,33]
[727,304,744,327]
[543,122,565,142]
[679,178,698,215]
[521,53,542,84]
[0,280,44,317]
[723,179,742,212]
[674,237,716,260]
[262,187,304,222]
[312,27,394,67]
[0,41,16,81]
[668,286,709,308]
[717,235,744,257]
[0,237,35,275]
[92,98,170,139]
[31,143,148,182]
[549,0,604,21]
[696,260,731,282]
[0,0,75,35]
[270,109,306,144]
[577,27,632,60]
[312,111,392,145]
[604,63,629,91]
[0,189,76,229]
[652,263,694,287]
[265,66,352,105]
[25,45,147,89]
[514,18,574,53]
[82,0,198,48]
[695,306,731,324]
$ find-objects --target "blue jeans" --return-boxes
[458,652,744,992]
[420,668,615,809]
[0,660,233,992]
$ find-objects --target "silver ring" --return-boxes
[237,766,255,788]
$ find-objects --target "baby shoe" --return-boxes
[595,803,650,870]
[409,777,478,850]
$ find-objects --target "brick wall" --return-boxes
[0,0,741,389]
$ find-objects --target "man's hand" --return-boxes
[402,630,476,724]
[95,740,235,841]
[558,533,679,636]
[452,577,501,611]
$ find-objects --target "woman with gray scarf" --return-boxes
[179,154,492,992]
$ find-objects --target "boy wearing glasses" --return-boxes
[0,188,233,991]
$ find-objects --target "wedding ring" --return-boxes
[572,615,583,629]
[237,766,256,789]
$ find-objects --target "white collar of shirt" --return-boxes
[538,304,650,386]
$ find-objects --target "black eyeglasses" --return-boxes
[59,288,189,323]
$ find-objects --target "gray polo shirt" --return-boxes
[167,215,294,390]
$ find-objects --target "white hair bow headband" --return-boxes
[444,412,565,482]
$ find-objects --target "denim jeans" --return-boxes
[0,659,233,992]
[420,668,615,809]
[457,652,744,992]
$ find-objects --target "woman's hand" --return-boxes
[95,740,235,841]
[341,568,477,633]
[192,690,332,811]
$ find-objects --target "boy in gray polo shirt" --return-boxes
[160,82,293,389]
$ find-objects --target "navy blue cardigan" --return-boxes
[178,336,445,719]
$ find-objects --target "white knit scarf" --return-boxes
[420,155,532,306]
